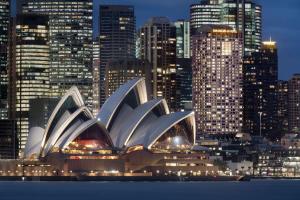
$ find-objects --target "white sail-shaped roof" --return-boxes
[41,106,93,157]
[24,127,45,159]
[127,111,196,149]
[40,86,85,154]
[97,78,148,130]
[61,119,112,150]
[109,98,169,148]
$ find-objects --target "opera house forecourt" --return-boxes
[0,78,234,181]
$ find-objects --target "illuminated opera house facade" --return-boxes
[1,78,218,177]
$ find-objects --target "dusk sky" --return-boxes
[13,0,300,80]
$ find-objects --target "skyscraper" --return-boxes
[243,40,278,140]
[0,119,17,159]
[92,38,100,116]
[11,14,50,150]
[138,17,177,111]
[20,0,93,107]
[176,58,192,111]
[288,74,300,133]
[99,5,136,106]
[190,0,262,55]
[174,20,190,59]
[0,0,10,119]
[174,20,192,111]
[277,80,289,136]
[192,25,243,136]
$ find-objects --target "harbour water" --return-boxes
[0,180,299,200]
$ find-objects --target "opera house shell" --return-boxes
[24,78,196,159]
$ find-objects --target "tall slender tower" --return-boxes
[12,14,50,150]
[0,0,10,119]
[277,80,289,136]
[288,74,300,133]
[138,17,177,111]
[243,40,278,140]
[19,0,93,107]
[192,25,243,137]
[175,20,192,111]
[99,5,136,106]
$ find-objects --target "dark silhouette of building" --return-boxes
[0,120,18,159]
[176,58,192,111]
[0,0,10,120]
[137,17,177,111]
[243,40,279,140]
[105,59,152,98]
[277,80,289,136]
[288,74,300,133]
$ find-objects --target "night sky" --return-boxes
[13,0,300,80]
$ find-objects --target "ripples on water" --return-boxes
[0,180,299,200]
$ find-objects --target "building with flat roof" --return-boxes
[192,25,243,137]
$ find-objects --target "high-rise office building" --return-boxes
[0,0,10,119]
[11,14,50,150]
[277,80,289,136]
[20,0,93,107]
[174,20,192,111]
[174,20,190,58]
[192,25,243,136]
[138,17,177,111]
[0,119,17,159]
[243,40,278,140]
[190,0,262,55]
[176,58,192,111]
[99,5,136,106]
[288,74,300,133]
[92,38,100,116]
[105,59,152,98]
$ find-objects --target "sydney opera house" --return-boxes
[0,78,218,178]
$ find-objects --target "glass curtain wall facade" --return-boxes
[99,5,136,106]
[14,14,50,150]
[20,0,93,108]
[192,25,243,136]
[175,20,192,111]
[0,0,10,119]
[190,0,261,55]
[175,20,190,59]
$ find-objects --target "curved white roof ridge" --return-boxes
[61,119,112,150]
[146,111,195,149]
[111,98,169,148]
[41,86,84,153]
[97,78,148,129]
[41,106,93,157]
[127,111,195,149]
[24,127,45,159]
